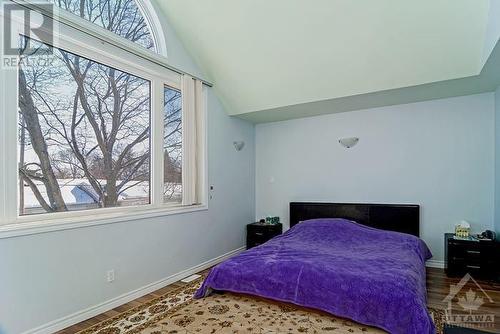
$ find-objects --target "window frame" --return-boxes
[8,0,211,85]
[0,2,208,237]
[13,0,168,57]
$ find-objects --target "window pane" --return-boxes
[164,86,182,204]
[50,0,156,51]
[18,36,151,216]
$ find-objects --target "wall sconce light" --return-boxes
[233,141,245,151]
[339,137,359,148]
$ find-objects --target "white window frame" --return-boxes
[8,0,211,85]
[0,1,208,238]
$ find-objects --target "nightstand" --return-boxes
[445,233,500,281]
[246,223,283,249]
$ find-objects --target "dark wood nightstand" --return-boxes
[247,223,283,249]
[445,233,500,282]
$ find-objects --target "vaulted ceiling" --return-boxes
[155,0,500,122]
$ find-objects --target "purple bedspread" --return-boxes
[195,218,434,334]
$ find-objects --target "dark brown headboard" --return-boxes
[290,202,420,237]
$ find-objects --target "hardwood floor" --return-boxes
[426,268,500,333]
[55,280,187,334]
[58,267,500,333]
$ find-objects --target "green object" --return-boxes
[265,216,280,225]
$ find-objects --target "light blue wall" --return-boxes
[0,9,255,334]
[495,86,500,235]
[256,93,495,263]
[481,0,500,67]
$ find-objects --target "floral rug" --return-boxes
[78,277,444,334]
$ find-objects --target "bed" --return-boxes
[195,202,434,334]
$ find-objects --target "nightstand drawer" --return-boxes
[448,259,481,276]
[450,256,480,264]
[247,224,282,234]
[246,223,283,249]
[464,249,481,262]
[448,242,480,260]
[448,239,480,250]
[247,231,279,244]
[250,230,268,238]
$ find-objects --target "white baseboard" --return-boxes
[23,246,246,334]
[22,247,444,334]
[426,260,445,269]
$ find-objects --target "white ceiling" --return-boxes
[155,0,497,122]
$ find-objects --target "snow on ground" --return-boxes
[21,179,181,213]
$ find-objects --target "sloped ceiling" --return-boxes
[155,0,498,122]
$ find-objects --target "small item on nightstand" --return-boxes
[478,230,496,241]
[265,216,280,225]
[454,220,471,239]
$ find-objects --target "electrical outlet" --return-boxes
[209,185,214,200]
[106,270,115,283]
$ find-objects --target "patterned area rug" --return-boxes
[78,277,444,334]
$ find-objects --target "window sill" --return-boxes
[0,204,208,239]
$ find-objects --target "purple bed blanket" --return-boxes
[195,218,434,334]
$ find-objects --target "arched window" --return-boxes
[0,0,206,226]
[50,0,159,52]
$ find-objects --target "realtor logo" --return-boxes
[1,1,57,68]
[442,273,495,329]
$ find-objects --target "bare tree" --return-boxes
[17,0,181,214]
[163,87,182,200]
[19,67,68,212]
[53,0,154,50]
